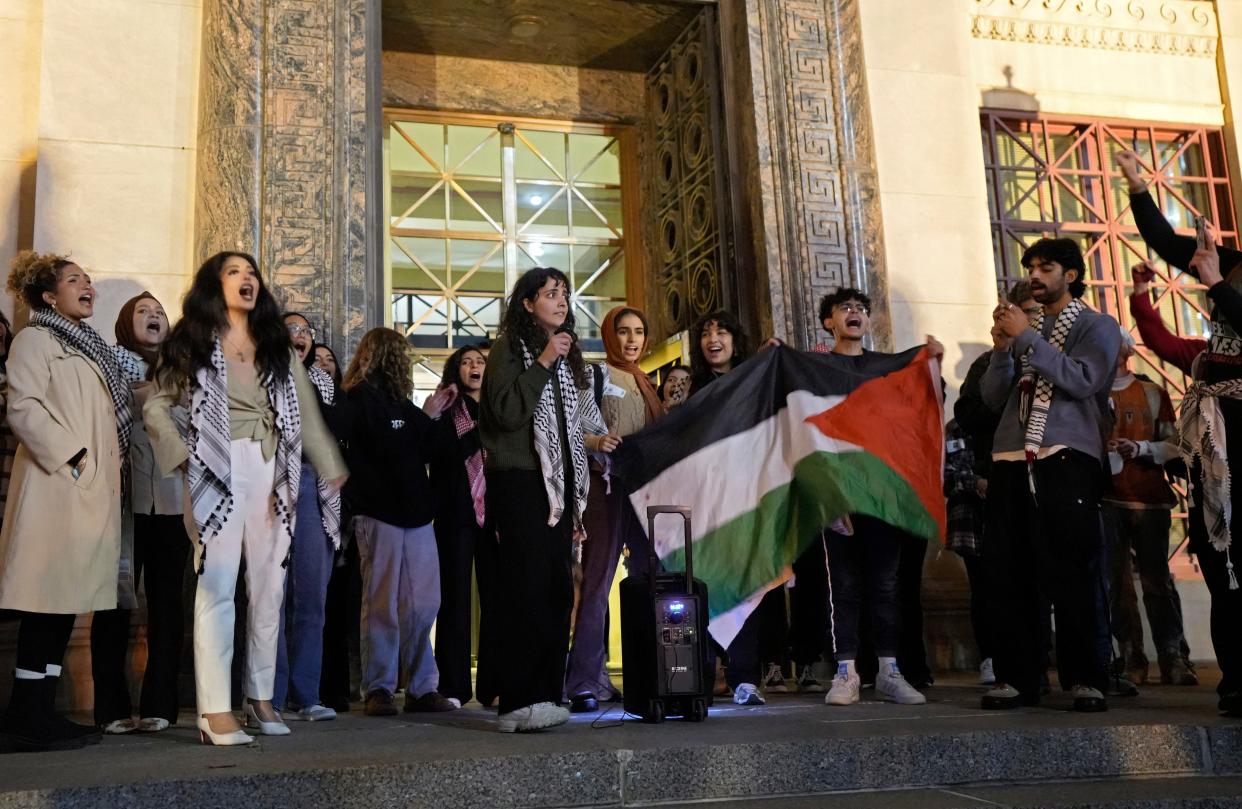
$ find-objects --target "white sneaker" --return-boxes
[286,704,338,722]
[824,671,860,706]
[979,658,996,686]
[732,683,766,706]
[446,697,462,709]
[497,701,571,733]
[876,666,927,705]
[761,663,788,693]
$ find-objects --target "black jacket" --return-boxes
[343,379,445,529]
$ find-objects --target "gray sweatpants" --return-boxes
[355,516,441,698]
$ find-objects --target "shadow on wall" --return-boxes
[90,277,146,345]
[956,341,991,388]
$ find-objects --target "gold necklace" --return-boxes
[223,333,252,363]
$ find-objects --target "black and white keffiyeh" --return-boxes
[305,364,342,549]
[1017,298,1085,495]
[517,339,606,532]
[185,340,303,568]
[31,308,134,470]
[1176,352,1242,589]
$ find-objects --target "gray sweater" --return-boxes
[981,305,1121,461]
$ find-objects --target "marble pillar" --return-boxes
[195,0,377,356]
[722,0,889,350]
[195,0,263,262]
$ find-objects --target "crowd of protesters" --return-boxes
[0,147,1236,747]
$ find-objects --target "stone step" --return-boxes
[0,685,1238,808]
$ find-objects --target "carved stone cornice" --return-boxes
[971,0,1218,58]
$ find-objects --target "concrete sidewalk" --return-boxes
[0,672,1238,808]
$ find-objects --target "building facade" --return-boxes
[3,0,1241,703]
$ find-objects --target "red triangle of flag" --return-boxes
[804,348,946,538]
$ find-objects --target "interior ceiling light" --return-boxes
[508,15,544,39]
[529,194,543,206]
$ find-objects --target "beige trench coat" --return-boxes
[0,326,123,614]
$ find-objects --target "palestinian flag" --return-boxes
[611,345,945,648]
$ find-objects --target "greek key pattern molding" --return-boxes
[778,0,850,307]
[971,0,1218,58]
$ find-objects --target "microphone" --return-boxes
[553,325,576,369]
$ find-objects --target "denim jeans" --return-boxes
[274,463,335,710]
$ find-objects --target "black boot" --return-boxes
[1,677,98,752]
[40,675,102,748]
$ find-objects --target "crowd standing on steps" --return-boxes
[0,194,1239,747]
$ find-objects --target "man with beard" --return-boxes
[981,238,1120,713]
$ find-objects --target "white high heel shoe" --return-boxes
[197,716,254,746]
[243,702,291,736]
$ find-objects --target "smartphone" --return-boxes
[1195,215,1209,251]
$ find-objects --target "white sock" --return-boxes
[879,656,898,676]
[44,664,62,678]
[14,668,45,680]
[836,659,856,677]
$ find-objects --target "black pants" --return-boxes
[985,452,1108,695]
[488,469,574,715]
[434,518,500,705]
[788,534,830,667]
[1198,543,1242,696]
[91,513,190,725]
[320,537,361,709]
[962,554,993,660]
[15,612,76,674]
[826,515,901,661]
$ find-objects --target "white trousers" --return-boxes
[192,438,286,715]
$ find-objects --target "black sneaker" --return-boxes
[364,689,398,716]
[569,693,598,713]
[1219,692,1242,717]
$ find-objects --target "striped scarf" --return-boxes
[305,364,343,549]
[186,340,303,571]
[1175,361,1242,589]
[451,396,486,528]
[1018,298,1084,496]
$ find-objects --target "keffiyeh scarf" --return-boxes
[1017,298,1084,496]
[305,364,343,549]
[1176,356,1242,589]
[451,397,486,529]
[185,340,303,571]
[518,339,590,532]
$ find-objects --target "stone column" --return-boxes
[195,0,377,356]
[195,0,263,261]
[721,0,888,350]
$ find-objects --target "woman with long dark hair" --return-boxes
[144,251,346,746]
[431,343,501,707]
[90,292,188,734]
[0,251,130,752]
[480,267,612,732]
[342,328,458,716]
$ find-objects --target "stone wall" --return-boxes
[383,52,646,123]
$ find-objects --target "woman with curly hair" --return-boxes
[688,309,751,396]
[144,251,346,746]
[480,267,613,732]
[0,251,131,752]
[342,328,459,716]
